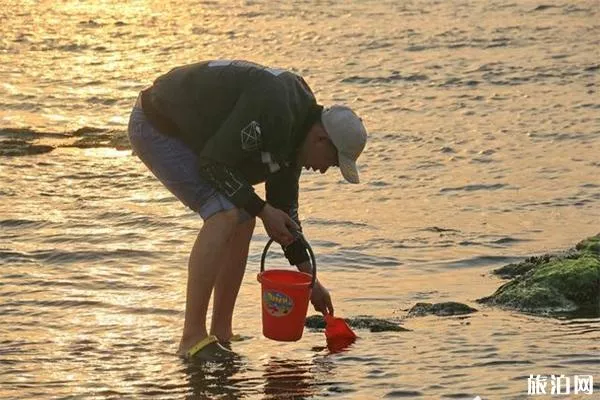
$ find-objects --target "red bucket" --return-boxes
[257,237,316,342]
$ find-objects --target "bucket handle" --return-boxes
[260,233,317,288]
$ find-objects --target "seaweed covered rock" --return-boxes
[491,256,549,279]
[407,302,477,317]
[576,235,600,254]
[478,234,600,317]
[305,315,409,332]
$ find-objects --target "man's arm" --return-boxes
[266,166,311,266]
[296,255,333,315]
[267,175,334,315]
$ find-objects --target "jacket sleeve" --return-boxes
[266,165,302,226]
[197,81,292,217]
[266,165,310,266]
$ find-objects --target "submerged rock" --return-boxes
[0,127,130,156]
[346,317,410,332]
[0,139,55,156]
[66,129,130,150]
[478,234,600,317]
[407,302,477,317]
[305,315,409,332]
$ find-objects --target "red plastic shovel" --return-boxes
[324,313,357,352]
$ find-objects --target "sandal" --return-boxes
[184,335,236,361]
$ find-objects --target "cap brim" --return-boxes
[339,154,360,184]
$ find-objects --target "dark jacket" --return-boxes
[141,60,322,263]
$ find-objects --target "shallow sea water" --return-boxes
[1,0,599,399]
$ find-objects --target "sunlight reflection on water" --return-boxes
[1,0,599,398]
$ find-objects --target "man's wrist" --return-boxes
[296,261,312,274]
[257,203,270,219]
[284,238,310,265]
[246,195,267,217]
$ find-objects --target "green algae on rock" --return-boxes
[576,235,600,255]
[305,315,409,332]
[478,234,600,317]
[407,302,477,317]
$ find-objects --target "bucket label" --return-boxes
[263,290,294,317]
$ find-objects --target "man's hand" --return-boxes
[297,260,334,316]
[258,204,298,246]
[311,280,334,316]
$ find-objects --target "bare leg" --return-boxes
[178,209,238,354]
[210,217,255,342]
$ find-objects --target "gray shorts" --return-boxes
[127,95,251,223]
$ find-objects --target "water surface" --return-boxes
[1,0,599,398]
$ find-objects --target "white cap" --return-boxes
[321,105,367,183]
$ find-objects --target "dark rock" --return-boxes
[0,127,67,140]
[305,315,327,329]
[305,315,409,332]
[73,126,107,136]
[0,127,41,136]
[346,317,409,332]
[108,132,131,151]
[63,130,130,150]
[0,139,54,156]
[407,302,477,317]
[0,127,131,155]
[478,234,600,317]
